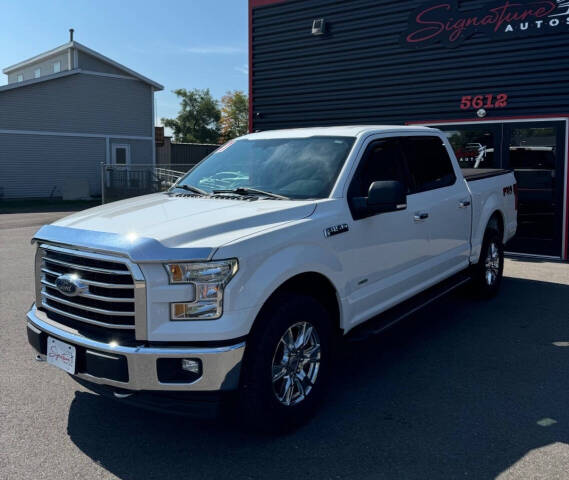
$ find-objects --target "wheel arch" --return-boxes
[487,209,505,240]
[471,197,507,263]
[250,271,343,339]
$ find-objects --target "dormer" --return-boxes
[2,29,162,90]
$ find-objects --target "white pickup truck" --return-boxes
[27,126,517,430]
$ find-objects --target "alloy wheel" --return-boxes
[485,241,500,286]
[271,321,321,406]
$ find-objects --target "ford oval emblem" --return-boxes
[55,274,87,297]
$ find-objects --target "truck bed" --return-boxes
[462,168,512,182]
[462,167,517,263]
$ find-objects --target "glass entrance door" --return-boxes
[503,122,566,257]
[440,124,501,170]
[436,120,566,258]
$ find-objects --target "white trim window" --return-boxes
[16,73,23,82]
[111,143,132,188]
[53,61,61,73]
[111,144,131,167]
[34,68,41,78]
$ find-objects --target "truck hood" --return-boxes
[34,193,316,261]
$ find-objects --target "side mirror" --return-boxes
[351,180,407,219]
[367,180,406,212]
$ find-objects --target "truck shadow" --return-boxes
[66,275,569,480]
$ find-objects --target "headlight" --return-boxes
[164,259,238,320]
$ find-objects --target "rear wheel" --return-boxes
[472,228,504,298]
[238,293,332,432]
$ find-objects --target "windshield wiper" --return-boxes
[172,184,208,195]
[212,187,289,200]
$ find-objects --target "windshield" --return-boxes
[174,136,356,200]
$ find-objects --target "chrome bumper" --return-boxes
[27,304,245,392]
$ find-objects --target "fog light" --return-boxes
[181,359,201,374]
[157,358,202,383]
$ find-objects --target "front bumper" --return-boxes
[27,304,245,392]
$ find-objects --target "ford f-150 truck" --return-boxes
[27,126,517,430]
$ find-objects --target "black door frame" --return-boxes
[414,117,568,260]
[502,121,566,257]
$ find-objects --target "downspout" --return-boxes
[248,0,253,133]
[152,88,156,166]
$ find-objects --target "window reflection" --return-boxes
[509,128,556,170]
[508,127,557,244]
[441,129,496,169]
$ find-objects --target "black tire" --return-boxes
[471,228,504,298]
[238,293,333,433]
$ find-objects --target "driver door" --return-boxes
[339,136,431,329]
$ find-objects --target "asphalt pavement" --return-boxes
[1,211,569,480]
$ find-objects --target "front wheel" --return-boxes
[471,229,504,298]
[238,293,333,432]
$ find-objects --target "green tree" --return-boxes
[161,88,221,144]
[219,90,249,143]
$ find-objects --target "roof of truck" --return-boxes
[244,125,437,139]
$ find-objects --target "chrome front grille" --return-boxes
[36,243,146,342]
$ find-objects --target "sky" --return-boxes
[0,0,248,130]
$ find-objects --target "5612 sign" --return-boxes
[460,93,508,111]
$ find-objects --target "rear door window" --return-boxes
[402,136,456,193]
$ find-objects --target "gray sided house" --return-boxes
[0,36,163,200]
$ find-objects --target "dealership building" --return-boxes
[249,0,569,260]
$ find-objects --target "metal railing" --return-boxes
[101,163,196,204]
[154,167,187,185]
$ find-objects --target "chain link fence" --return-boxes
[101,163,196,204]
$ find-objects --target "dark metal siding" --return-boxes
[251,0,569,131]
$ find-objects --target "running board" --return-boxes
[346,271,471,342]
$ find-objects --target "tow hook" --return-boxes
[35,354,46,362]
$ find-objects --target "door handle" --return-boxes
[414,212,429,222]
[459,200,471,208]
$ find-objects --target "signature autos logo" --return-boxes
[403,0,569,47]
